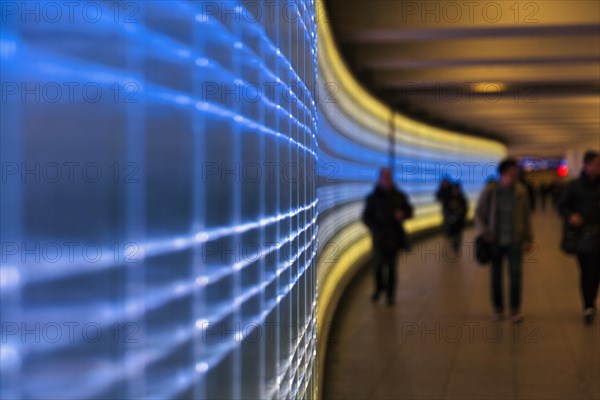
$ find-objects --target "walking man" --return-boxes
[362,168,414,305]
[475,159,533,323]
[559,151,600,325]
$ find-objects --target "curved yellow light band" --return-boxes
[316,0,506,157]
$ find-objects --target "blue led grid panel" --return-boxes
[1,1,318,399]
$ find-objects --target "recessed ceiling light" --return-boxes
[471,83,506,93]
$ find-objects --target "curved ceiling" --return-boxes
[324,0,600,157]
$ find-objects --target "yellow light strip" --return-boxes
[316,233,371,400]
[315,0,506,157]
[317,233,371,331]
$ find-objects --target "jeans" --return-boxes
[491,243,522,312]
[576,250,600,310]
[372,246,399,301]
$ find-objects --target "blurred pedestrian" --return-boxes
[475,158,533,323]
[559,150,600,325]
[362,167,414,305]
[436,180,467,251]
[436,178,453,204]
[436,177,453,228]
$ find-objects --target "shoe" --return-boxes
[510,312,523,324]
[493,312,504,322]
[583,308,595,325]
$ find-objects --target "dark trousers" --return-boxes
[576,250,600,310]
[491,243,522,312]
[372,246,399,301]
[450,230,463,250]
[443,216,463,250]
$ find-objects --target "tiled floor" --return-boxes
[324,209,600,400]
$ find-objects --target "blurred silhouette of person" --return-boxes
[475,158,533,323]
[436,177,453,203]
[436,180,467,251]
[559,150,600,325]
[436,178,453,241]
[362,167,414,305]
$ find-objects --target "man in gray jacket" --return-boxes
[475,158,533,323]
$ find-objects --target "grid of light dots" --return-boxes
[0,1,318,399]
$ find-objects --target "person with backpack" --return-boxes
[437,180,468,252]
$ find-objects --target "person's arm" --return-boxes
[435,188,443,202]
[362,195,378,232]
[459,194,468,219]
[522,189,534,244]
[474,186,490,235]
[559,180,586,227]
[558,181,576,220]
[403,192,414,220]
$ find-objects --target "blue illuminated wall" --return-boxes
[1,1,317,399]
[1,0,509,398]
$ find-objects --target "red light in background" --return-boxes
[557,164,568,177]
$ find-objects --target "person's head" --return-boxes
[498,158,518,187]
[378,167,394,190]
[582,150,600,180]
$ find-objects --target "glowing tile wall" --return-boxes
[1,1,317,399]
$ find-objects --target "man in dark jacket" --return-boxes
[559,150,600,325]
[362,168,414,305]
